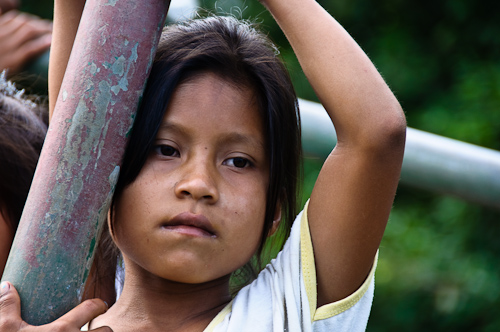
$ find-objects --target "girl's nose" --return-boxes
[174,165,219,203]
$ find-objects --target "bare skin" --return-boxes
[48,0,85,116]
[0,9,52,75]
[0,0,406,331]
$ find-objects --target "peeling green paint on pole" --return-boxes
[1,0,168,325]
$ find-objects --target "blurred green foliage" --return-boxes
[20,0,500,330]
[19,0,53,19]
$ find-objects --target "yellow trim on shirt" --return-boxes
[314,253,377,321]
[300,200,379,321]
[203,301,233,332]
[300,200,318,320]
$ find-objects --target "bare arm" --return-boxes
[48,0,86,119]
[262,0,406,305]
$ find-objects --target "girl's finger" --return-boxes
[23,16,53,34]
[7,18,50,49]
[55,298,109,329]
[13,32,51,63]
[0,11,28,36]
[91,327,114,332]
[0,281,28,331]
[0,32,50,74]
[0,11,51,42]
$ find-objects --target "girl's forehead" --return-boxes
[159,72,266,146]
[165,73,261,122]
[176,71,258,102]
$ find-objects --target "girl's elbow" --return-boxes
[382,106,407,149]
[364,103,407,154]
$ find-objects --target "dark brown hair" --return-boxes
[0,74,47,230]
[113,16,302,288]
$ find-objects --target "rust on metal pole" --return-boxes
[1,0,168,325]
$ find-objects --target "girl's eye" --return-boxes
[225,157,251,168]
[154,145,179,157]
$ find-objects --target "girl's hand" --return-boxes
[0,282,112,332]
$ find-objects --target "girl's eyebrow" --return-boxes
[157,122,188,138]
[217,132,266,152]
[158,122,265,151]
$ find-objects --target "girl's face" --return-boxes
[113,72,269,284]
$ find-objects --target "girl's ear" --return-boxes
[107,208,116,241]
[268,202,282,237]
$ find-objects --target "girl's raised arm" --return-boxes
[48,0,86,118]
[261,0,406,306]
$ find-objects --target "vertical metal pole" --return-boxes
[1,0,168,325]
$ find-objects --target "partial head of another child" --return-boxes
[104,16,302,290]
[0,71,48,275]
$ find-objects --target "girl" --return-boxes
[0,0,406,331]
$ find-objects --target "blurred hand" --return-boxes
[0,282,113,332]
[0,9,51,75]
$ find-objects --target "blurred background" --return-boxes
[12,0,500,330]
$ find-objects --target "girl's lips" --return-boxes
[162,212,216,237]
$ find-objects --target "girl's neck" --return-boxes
[91,268,232,332]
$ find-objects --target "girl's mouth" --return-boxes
[161,212,216,238]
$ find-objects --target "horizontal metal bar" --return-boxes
[299,98,500,210]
